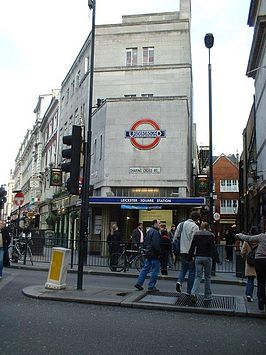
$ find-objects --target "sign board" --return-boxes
[213,212,220,221]
[125,118,166,150]
[50,168,62,187]
[14,192,25,206]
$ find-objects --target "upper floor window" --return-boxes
[126,48,137,66]
[85,57,89,74]
[100,134,103,161]
[220,179,239,192]
[143,47,154,65]
[220,199,238,214]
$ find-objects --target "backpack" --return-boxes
[172,222,185,255]
[246,243,258,266]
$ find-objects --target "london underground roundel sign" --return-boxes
[125,118,166,150]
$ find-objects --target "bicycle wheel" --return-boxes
[135,254,145,272]
[9,245,19,262]
[108,253,125,272]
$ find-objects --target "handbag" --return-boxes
[246,243,258,266]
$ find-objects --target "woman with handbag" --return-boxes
[240,226,258,302]
[236,228,266,311]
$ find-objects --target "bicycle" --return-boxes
[108,246,146,272]
[9,235,34,266]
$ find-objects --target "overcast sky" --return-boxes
[0,0,254,185]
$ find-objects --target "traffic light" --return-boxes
[0,186,7,209]
[61,125,82,195]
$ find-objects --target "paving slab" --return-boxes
[22,285,266,319]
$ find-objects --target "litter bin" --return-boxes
[45,247,70,289]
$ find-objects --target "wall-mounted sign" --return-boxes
[129,167,161,174]
[88,196,205,206]
[125,118,166,150]
[50,168,62,187]
[195,176,209,197]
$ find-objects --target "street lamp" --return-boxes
[204,33,214,223]
[77,0,96,290]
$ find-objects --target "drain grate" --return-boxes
[139,292,235,311]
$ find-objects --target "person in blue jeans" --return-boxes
[174,211,200,294]
[188,221,220,302]
[134,219,161,292]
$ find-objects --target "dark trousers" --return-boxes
[160,254,168,275]
[255,259,266,301]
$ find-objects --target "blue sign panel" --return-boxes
[89,197,205,206]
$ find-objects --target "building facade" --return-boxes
[10,1,204,247]
[213,154,239,237]
[243,0,266,231]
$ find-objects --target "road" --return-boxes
[1,268,266,355]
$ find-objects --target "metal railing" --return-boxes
[10,232,244,274]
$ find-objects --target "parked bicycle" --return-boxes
[9,234,33,266]
[108,246,145,272]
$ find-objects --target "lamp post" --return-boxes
[204,33,214,223]
[77,0,96,290]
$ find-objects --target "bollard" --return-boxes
[45,247,70,289]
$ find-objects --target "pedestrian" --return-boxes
[107,223,123,271]
[0,220,11,279]
[174,211,200,295]
[160,229,171,275]
[236,228,266,310]
[188,221,220,303]
[134,219,161,292]
[225,224,236,261]
[168,224,175,269]
[131,223,144,250]
[240,226,259,303]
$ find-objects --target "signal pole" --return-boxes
[77,0,96,290]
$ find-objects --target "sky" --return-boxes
[0,0,254,185]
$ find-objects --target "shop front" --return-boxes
[89,196,206,248]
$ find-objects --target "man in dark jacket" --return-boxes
[131,223,144,250]
[134,219,161,292]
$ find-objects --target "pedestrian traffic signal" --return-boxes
[0,186,7,209]
[61,125,82,195]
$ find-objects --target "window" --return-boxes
[141,94,153,97]
[85,57,89,73]
[94,139,97,164]
[74,109,79,125]
[76,71,80,88]
[71,79,75,95]
[100,134,103,160]
[66,88,70,102]
[220,179,239,192]
[126,48,137,66]
[220,199,238,214]
[124,94,137,98]
[143,47,154,65]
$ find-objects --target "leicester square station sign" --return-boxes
[125,118,166,150]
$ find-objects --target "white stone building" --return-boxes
[56,1,203,243]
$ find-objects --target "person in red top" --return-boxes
[160,229,171,275]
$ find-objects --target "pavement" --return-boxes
[8,261,266,319]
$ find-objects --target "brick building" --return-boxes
[213,154,239,237]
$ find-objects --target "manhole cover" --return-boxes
[138,292,235,311]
